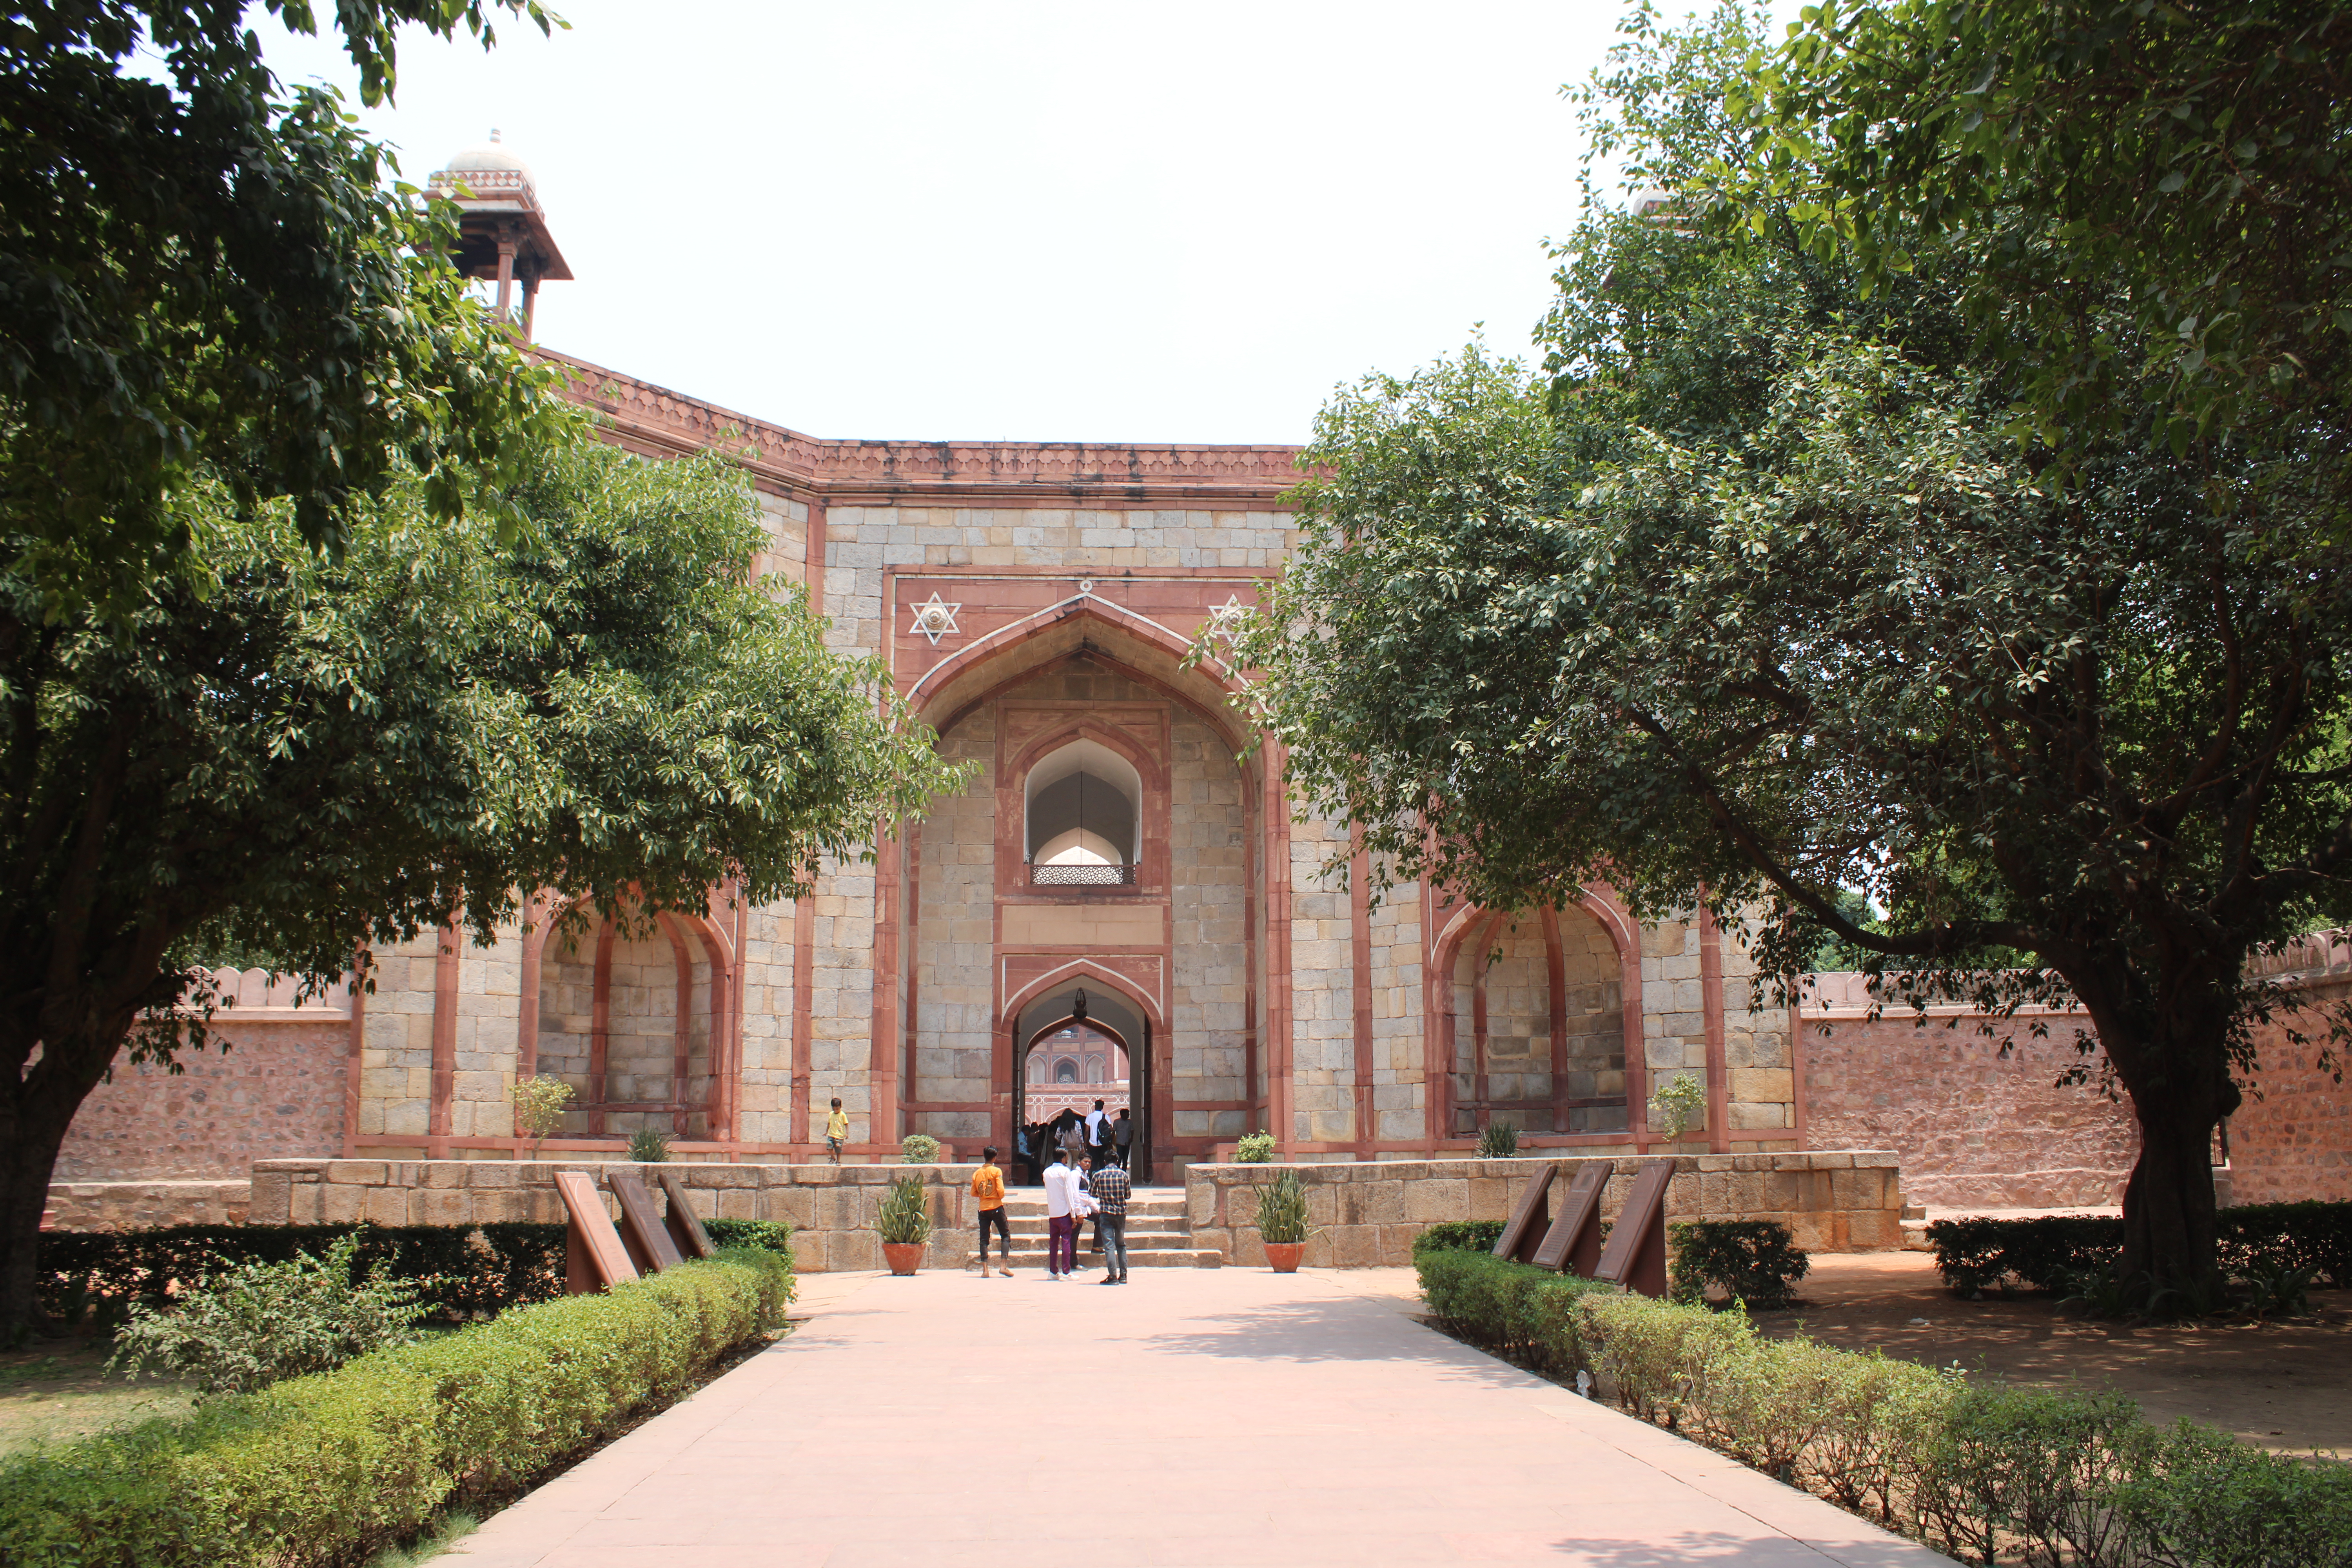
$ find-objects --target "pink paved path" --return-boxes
[447,1267,1949,1567]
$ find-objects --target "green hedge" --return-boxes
[1411,1220,1506,1257]
[1927,1203,2352,1295]
[38,1217,795,1324]
[0,1250,791,1568]
[1667,1220,1809,1308]
[1416,1253,2352,1566]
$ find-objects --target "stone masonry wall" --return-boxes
[1367,867,1425,1143]
[910,708,996,1140]
[53,1018,349,1182]
[1189,1152,1907,1269]
[1288,813,1355,1143]
[1800,1009,2137,1208]
[1170,713,1249,1139]
[2230,975,2352,1205]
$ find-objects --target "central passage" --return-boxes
[446,1269,1946,1568]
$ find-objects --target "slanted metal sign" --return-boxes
[555,1169,639,1294]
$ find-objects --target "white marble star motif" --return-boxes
[909,592,962,646]
[1206,593,1250,634]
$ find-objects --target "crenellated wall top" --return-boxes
[539,349,1306,508]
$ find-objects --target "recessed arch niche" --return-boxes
[1024,738,1141,865]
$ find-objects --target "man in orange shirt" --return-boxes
[970,1146,1012,1277]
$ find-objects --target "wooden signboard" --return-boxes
[1592,1158,1673,1298]
[1490,1162,1558,1265]
[608,1171,686,1274]
[1530,1160,1610,1276]
[554,1170,639,1294]
[657,1170,717,1260]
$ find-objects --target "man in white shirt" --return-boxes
[1042,1151,1083,1279]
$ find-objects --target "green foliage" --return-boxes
[1213,1,2352,1293]
[0,0,567,618]
[0,1253,789,1568]
[899,1133,942,1164]
[625,1127,671,1164]
[1232,1131,1276,1163]
[1646,1074,1707,1141]
[1253,1170,1313,1246]
[1667,1220,1809,1309]
[107,1232,433,1396]
[1720,0,2350,498]
[1418,1245,2352,1565]
[1410,1220,1507,1258]
[875,1177,933,1246]
[38,1224,572,1327]
[2,421,970,1330]
[1930,1204,2352,1300]
[1416,1251,1618,1375]
[509,1079,574,1156]
[1475,1122,1520,1158]
[701,1220,794,1257]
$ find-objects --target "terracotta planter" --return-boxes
[881,1241,925,1276]
[1263,1240,1307,1274]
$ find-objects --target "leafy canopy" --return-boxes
[0,0,567,614]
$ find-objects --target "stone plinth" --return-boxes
[42,1179,252,1231]
[1183,1152,1907,1270]
[246,1158,989,1272]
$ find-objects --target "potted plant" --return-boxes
[1255,1169,1313,1273]
[876,1175,933,1275]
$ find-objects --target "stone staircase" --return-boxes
[983,1188,1221,1270]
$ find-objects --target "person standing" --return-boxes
[1056,1109,1085,1167]
[1089,1155,1131,1284]
[1084,1098,1107,1157]
[1112,1107,1133,1171]
[970,1146,1012,1277]
[1042,1148,1082,1280]
[825,1098,848,1165]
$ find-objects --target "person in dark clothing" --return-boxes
[1089,1157,1131,1283]
[1112,1107,1134,1170]
[1056,1109,1085,1166]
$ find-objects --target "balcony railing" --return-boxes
[1029,862,1136,887]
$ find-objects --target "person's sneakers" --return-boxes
[998,1267,1013,1277]
[1098,1275,1118,1285]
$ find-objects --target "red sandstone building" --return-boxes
[49,138,2352,1221]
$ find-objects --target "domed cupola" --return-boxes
[427,130,572,339]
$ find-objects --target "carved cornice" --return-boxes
[537,348,1305,507]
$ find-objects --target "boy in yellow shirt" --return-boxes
[970,1146,1012,1276]
[826,1098,848,1164]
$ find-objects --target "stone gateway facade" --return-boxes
[300,348,1803,1183]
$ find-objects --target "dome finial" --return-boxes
[490,127,502,142]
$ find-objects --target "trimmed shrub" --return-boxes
[1929,1203,2352,1296]
[1417,1251,1616,1375]
[1667,1220,1810,1308]
[108,1231,433,1395]
[1413,1248,2352,1566]
[900,1133,942,1164]
[1927,1214,2128,1294]
[702,1218,793,1256]
[1233,1131,1275,1163]
[0,1251,791,1568]
[39,1223,570,1325]
[1411,1220,1506,1258]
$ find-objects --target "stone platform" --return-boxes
[229,1149,1909,1271]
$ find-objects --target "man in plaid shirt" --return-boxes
[1088,1156,1131,1284]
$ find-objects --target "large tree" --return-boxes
[2,426,966,1331]
[1220,4,2352,1294]
[2,0,566,615]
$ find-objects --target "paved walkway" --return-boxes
[448,1266,1949,1568]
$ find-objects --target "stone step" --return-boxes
[1007,1231,1200,1251]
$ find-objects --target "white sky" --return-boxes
[256,1,1735,447]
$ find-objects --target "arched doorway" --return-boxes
[1009,980,1152,1183]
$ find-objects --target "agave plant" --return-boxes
[876,1176,935,1245]
[1255,1169,1313,1245]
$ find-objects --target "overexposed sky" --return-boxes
[258,1,1719,446]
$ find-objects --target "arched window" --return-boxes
[1054,1058,1078,1083]
[1087,1054,1104,1083]
[1024,739,1140,883]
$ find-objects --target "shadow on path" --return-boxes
[1133,1294,1539,1391]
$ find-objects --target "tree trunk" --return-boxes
[2,1015,135,1336]
[0,1087,76,1336]
[2120,1082,2228,1291]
